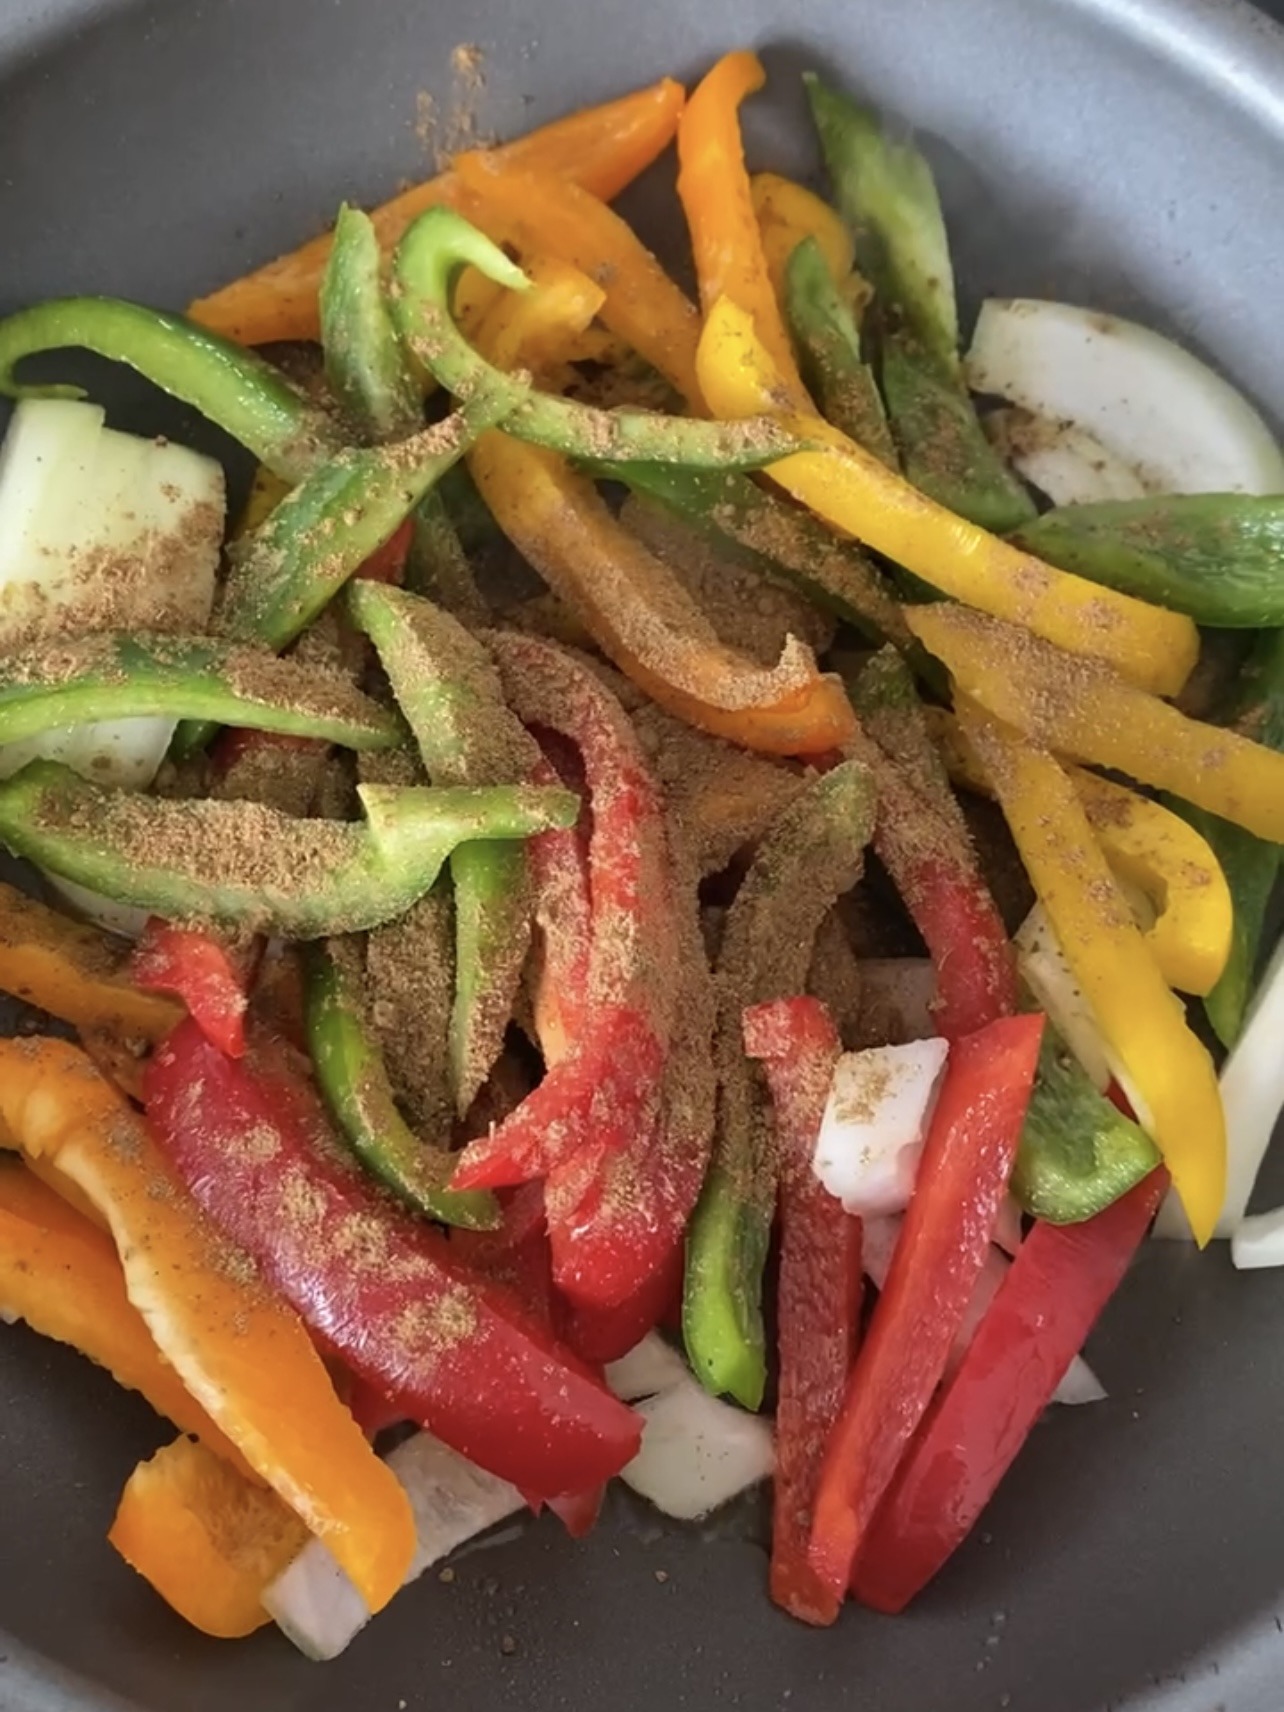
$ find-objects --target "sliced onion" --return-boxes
[1016,906,1113,1091]
[812,1038,949,1217]
[967,299,1284,497]
[1231,1206,1284,1270]
[621,1377,774,1521]
[604,1332,692,1403]
[266,1431,523,1661]
[985,406,1150,505]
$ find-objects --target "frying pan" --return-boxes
[2,2,1283,1708]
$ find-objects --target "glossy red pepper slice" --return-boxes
[744,996,862,1627]
[132,920,250,1058]
[144,1022,641,1498]
[807,1012,1044,1601]
[852,1167,1168,1612]
[559,1238,685,1366]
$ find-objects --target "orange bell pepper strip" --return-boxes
[750,172,857,308]
[927,705,1233,997]
[0,1162,244,1464]
[186,76,686,346]
[451,153,703,406]
[470,264,856,757]
[0,1036,414,1613]
[110,1436,309,1639]
[678,52,810,407]
[908,602,1284,844]
[956,704,1226,1246]
[695,296,1199,698]
[0,879,181,1042]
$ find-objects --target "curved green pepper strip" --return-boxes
[586,457,908,650]
[1015,494,1284,628]
[783,235,896,466]
[1171,627,1284,1045]
[683,758,876,1410]
[349,581,540,1113]
[0,297,342,483]
[304,937,499,1228]
[0,759,577,938]
[0,632,399,751]
[390,207,810,471]
[1013,1024,1160,1223]
[320,204,424,444]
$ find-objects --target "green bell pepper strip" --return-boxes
[880,330,1037,534]
[587,457,909,649]
[319,204,424,443]
[0,759,577,937]
[683,758,876,1410]
[0,297,342,483]
[405,489,489,625]
[1171,627,1284,1045]
[0,632,400,751]
[390,207,809,470]
[1012,1023,1160,1223]
[846,643,957,810]
[1014,494,1284,628]
[349,581,542,1113]
[303,936,499,1228]
[782,235,897,466]
[803,71,958,373]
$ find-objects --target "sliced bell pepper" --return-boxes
[911,602,1284,844]
[145,1024,643,1498]
[132,920,249,1059]
[450,631,676,1194]
[109,1436,309,1639]
[677,52,810,406]
[929,705,1233,998]
[684,760,876,1410]
[450,153,703,408]
[392,209,805,470]
[0,878,180,1041]
[807,1012,1044,1600]
[695,295,1199,698]
[0,1160,243,1462]
[0,760,576,937]
[559,1241,685,1367]
[957,702,1226,1244]
[406,486,489,624]
[852,1168,1168,1612]
[744,997,861,1627]
[526,762,593,1068]
[302,936,498,1228]
[319,202,423,443]
[186,76,687,346]
[750,172,856,305]
[783,237,897,467]
[350,580,542,1111]
[0,1035,413,1611]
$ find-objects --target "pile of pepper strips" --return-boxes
[0,50,1280,1640]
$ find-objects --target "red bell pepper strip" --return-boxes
[559,1238,685,1366]
[450,634,679,1191]
[744,996,862,1627]
[852,1167,1168,1612]
[806,1012,1044,1601]
[132,921,250,1059]
[144,1022,641,1498]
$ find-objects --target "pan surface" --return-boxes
[1,2,1283,1708]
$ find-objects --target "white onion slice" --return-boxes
[812,1039,949,1217]
[985,406,1150,505]
[1016,906,1113,1091]
[967,298,1284,497]
[604,1332,691,1403]
[1231,1207,1284,1271]
[621,1377,774,1521]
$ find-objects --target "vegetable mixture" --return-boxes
[1,52,1281,1654]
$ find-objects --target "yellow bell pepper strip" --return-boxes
[451,153,704,408]
[909,602,1284,844]
[0,1161,245,1463]
[695,296,1200,697]
[185,76,687,346]
[469,263,857,757]
[0,879,181,1042]
[110,1437,309,1639]
[678,52,810,408]
[955,704,1227,1246]
[750,171,856,306]
[0,1036,415,1611]
[927,706,1233,997]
